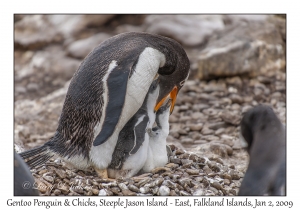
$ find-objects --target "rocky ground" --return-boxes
[14,14,286,196]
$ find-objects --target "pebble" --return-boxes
[220,110,240,125]
[201,127,214,135]
[158,185,170,196]
[140,186,150,194]
[180,190,191,196]
[186,169,199,175]
[189,123,203,131]
[128,184,139,193]
[53,189,61,195]
[92,188,99,195]
[202,135,220,141]
[181,138,194,144]
[98,189,108,196]
[229,94,244,104]
[211,181,223,190]
[122,189,137,196]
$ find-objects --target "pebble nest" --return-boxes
[30,145,242,196]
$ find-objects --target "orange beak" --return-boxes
[154,86,178,114]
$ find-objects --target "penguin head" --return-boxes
[153,45,190,115]
[131,32,190,115]
[240,105,280,153]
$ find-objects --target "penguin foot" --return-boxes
[94,168,108,178]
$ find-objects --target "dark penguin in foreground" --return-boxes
[238,105,286,196]
[14,152,39,196]
[20,32,190,178]
[108,80,160,178]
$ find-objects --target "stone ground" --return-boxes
[14,14,286,196]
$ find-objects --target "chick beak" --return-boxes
[154,86,178,114]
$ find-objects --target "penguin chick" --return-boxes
[238,105,286,196]
[19,32,190,178]
[142,99,171,173]
[108,80,160,178]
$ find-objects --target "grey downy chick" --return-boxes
[108,80,160,178]
[142,99,171,173]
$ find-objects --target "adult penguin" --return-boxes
[20,32,190,178]
[238,105,286,195]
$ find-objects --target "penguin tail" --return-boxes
[19,144,54,169]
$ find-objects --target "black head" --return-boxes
[125,32,190,114]
[240,105,281,152]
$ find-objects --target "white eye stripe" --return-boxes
[180,80,185,86]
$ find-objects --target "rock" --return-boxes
[42,175,54,183]
[211,181,223,190]
[98,189,108,196]
[229,94,244,104]
[122,189,137,196]
[145,15,224,46]
[71,186,84,194]
[208,122,227,130]
[67,33,111,58]
[91,188,99,195]
[181,138,194,144]
[220,110,241,125]
[192,188,205,195]
[128,184,139,193]
[180,190,191,196]
[186,169,199,175]
[224,179,231,185]
[118,183,128,191]
[53,189,61,195]
[15,15,63,50]
[158,186,170,196]
[194,142,233,158]
[54,168,67,179]
[215,128,225,135]
[197,16,285,79]
[170,157,181,165]
[46,14,115,39]
[202,135,220,141]
[201,127,215,135]
[57,183,70,194]
[140,186,150,194]
[189,123,203,131]
[151,167,171,174]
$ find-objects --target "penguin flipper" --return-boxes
[129,114,149,155]
[93,64,131,146]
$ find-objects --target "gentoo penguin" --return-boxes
[238,105,286,196]
[14,151,39,196]
[142,99,171,173]
[108,80,160,178]
[19,32,190,178]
